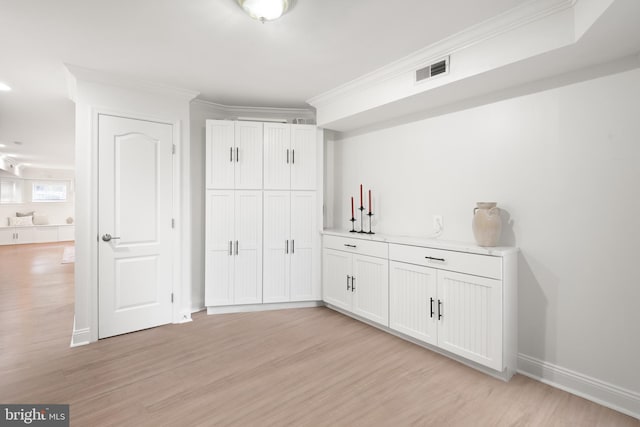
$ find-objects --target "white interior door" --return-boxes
[290,191,317,301]
[263,123,291,190]
[206,120,235,189]
[233,191,263,304]
[263,191,290,303]
[205,190,235,306]
[290,125,316,190]
[98,114,174,339]
[234,121,263,189]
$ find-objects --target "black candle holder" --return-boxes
[358,206,366,233]
[366,212,375,234]
[349,216,357,233]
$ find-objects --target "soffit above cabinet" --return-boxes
[308,0,640,134]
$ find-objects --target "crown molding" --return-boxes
[64,64,200,101]
[191,98,315,119]
[307,0,575,107]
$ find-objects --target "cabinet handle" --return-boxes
[292,149,295,164]
[285,240,288,254]
[425,256,445,262]
[229,240,233,255]
[286,149,290,164]
[230,146,233,162]
[235,240,239,255]
[343,244,357,248]
[236,147,239,162]
[347,275,351,291]
[291,240,295,254]
[438,299,443,320]
[430,298,434,318]
[351,276,355,292]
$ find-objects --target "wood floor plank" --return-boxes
[0,243,638,426]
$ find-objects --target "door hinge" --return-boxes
[171,293,174,303]
[172,144,176,154]
[171,218,175,228]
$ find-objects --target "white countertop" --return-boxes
[322,229,519,256]
[1,224,74,228]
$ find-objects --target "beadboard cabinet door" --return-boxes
[233,191,263,304]
[205,190,235,306]
[263,191,291,303]
[263,123,291,190]
[290,125,316,190]
[234,121,263,190]
[437,270,503,371]
[351,254,389,326]
[290,191,317,301]
[322,248,351,311]
[389,261,437,345]
[206,120,235,189]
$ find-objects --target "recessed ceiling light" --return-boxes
[13,141,23,145]
[0,82,11,91]
[0,143,6,148]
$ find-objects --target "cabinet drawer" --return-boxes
[389,243,501,279]
[323,234,388,259]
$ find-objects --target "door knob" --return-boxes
[102,234,121,242]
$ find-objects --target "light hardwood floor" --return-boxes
[0,243,638,426]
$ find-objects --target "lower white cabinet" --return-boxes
[322,231,517,379]
[205,190,262,306]
[322,245,389,327]
[390,262,503,371]
[263,191,318,303]
[0,225,75,245]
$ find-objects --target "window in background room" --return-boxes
[0,178,23,204]
[32,181,68,202]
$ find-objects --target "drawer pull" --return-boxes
[438,299,443,320]
[344,244,357,248]
[425,256,445,262]
[430,297,434,318]
[351,276,355,292]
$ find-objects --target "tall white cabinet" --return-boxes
[205,119,320,311]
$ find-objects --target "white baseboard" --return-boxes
[518,353,639,420]
[70,327,91,347]
[207,301,323,315]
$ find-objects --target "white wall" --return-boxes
[189,100,315,312]
[327,68,640,395]
[69,70,196,345]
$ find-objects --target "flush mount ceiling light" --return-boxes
[0,82,12,91]
[237,0,290,22]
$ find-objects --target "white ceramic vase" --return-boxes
[472,202,502,247]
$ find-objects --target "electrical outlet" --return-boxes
[433,215,443,232]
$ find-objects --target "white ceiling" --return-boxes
[0,0,530,169]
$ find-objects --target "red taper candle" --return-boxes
[360,184,363,208]
[368,190,372,214]
[351,197,354,218]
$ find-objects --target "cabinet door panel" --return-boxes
[322,249,351,311]
[352,254,389,326]
[263,191,291,303]
[437,270,503,371]
[0,228,15,245]
[234,121,263,189]
[206,120,235,189]
[234,191,263,304]
[290,125,316,190]
[264,123,291,190]
[389,261,437,345]
[15,227,35,244]
[205,190,235,306]
[290,191,317,301]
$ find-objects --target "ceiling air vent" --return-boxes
[415,57,449,83]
